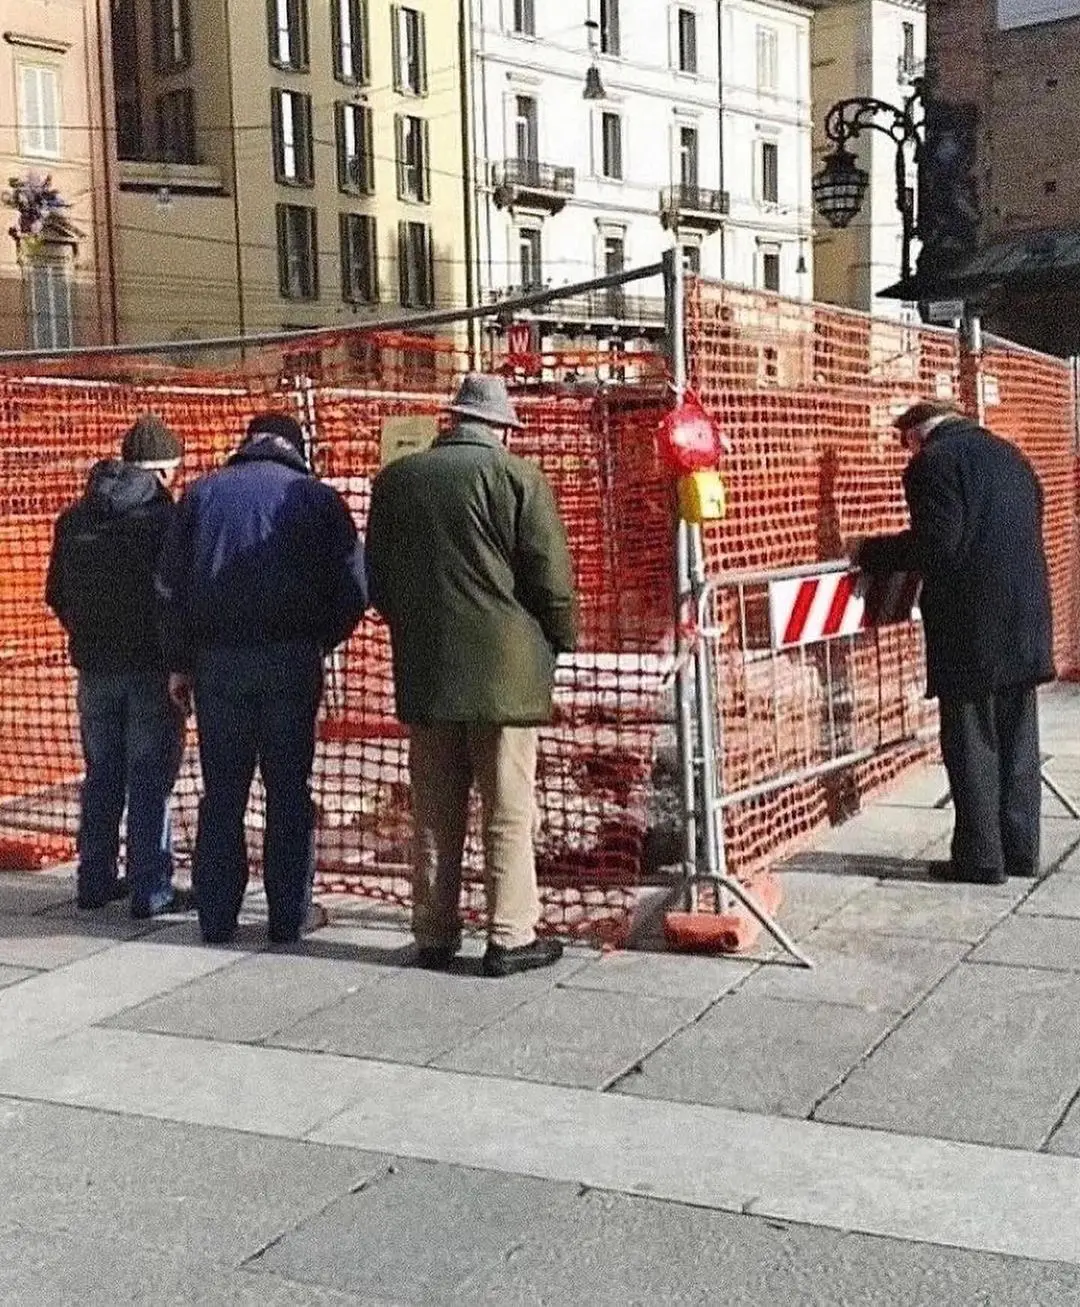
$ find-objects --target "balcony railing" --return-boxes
[659,184,729,232]
[492,159,576,212]
[488,287,665,327]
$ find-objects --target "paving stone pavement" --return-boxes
[4,687,1080,1301]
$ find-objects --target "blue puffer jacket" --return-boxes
[157,435,367,672]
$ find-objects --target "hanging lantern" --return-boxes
[657,390,728,475]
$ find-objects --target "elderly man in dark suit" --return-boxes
[854,400,1054,885]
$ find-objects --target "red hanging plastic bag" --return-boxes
[657,390,728,475]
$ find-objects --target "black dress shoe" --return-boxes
[414,945,457,971]
[1007,864,1039,879]
[482,937,564,978]
[131,886,197,920]
[927,860,1007,886]
[76,877,132,910]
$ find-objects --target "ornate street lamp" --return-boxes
[583,17,606,99]
[813,81,924,296]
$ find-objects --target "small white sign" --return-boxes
[998,0,1080,27]
[934,371,955,400]
[982,375,1001,407]
[926,299,965,324]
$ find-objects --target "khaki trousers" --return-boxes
[409,723,541,949]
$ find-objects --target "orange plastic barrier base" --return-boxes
[663,871,784,955]
[0,831,77,871]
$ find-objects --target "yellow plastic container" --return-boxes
[677,470,727,522]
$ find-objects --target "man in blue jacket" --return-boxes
[46,414,193,918]
[157,413,367,945]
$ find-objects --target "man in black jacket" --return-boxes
[156,413,367,946]
[46,415,194,916]
[855,401,1054,884]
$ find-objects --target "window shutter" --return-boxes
[307,207,319,297]
[271,90,283,180]
[331,0,343,78]
[366,216,378,300]
[266,0,278,64]
[394,114,406,198]
[421,119,430,201]
[276,204,289,296]
[391,5,402,91]
[397,220,409,303]
[424,225,434,306]
[362,106,374,191]
[179,0,192,64]
[339,212,351,300]
[358,0,371,82]
[417,11,428,94]
[301,94,313,181]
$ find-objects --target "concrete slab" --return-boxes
[0,872,75,916]
[432,986,704,1089]
[876,763,950,810]
[0,1098,379,1263]
[920,822,1080,876]
[804,804,951,858]
[969,915,1080,970]
[269,950,589,1065]
[617,993,893,1118]
[561,949,755,1003]
[105,949,397,1044]
[0,1026,377,1137]
[828,880,1017,942]
[816,964,1080,1149]
[768,871,879,941]
[252,1156,581,1304]
[0,938,247,1065]
[0,904,158,970]
[741,928,965,1013]
[0,963,38,989]
[459,1188,1080,1307]
[1046,1097,1080,1158]
[1019,874,1080,917]
[308,1057,1080,1266]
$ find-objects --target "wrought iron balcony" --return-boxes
[487,286,665,328]
[658,184,729,233]
[492,159,576,213]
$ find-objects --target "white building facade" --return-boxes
[465,0,815,347]
[811,0,926,318]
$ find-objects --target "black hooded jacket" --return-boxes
[46,459,175,673]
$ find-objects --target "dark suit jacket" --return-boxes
[858,417,1054,700]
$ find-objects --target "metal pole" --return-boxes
[963,310,986,427]
[663,248,698,906]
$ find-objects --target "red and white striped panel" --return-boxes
[768,570,921,650]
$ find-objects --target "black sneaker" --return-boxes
[414,944,458,971]
[131,886,197,920]
[482,937,564,978]
[77,877,132,911]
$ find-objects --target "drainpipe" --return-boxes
[94,0,121,343]
[458,0,478,365]
[716,0,727,280]
[223,0,246,340]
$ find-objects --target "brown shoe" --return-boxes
[482,937,563,978]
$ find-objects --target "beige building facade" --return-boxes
[0,0,114,351]
[111,0,469,346]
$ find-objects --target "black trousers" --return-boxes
[938,686,1041,878]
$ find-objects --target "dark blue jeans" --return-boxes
[76,669,183,913]
[192,642,322,942]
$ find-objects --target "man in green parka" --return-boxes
[366,373,579,977]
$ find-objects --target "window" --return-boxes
[395,115,430,201]
[26,261,73,350]
[392,6,427,94]
[681,243,701,275]
[336,102,373,193]
[760,139,779,204]
[901,21,916,73]
[600,0,620,55]
[276,203,318,299]
[271,89,314,185]
[679,126,699,189]
[399,220,434,307]
[513,0,535,35]
[152,0,192,73]
[17,65,60,159]
[156,88,196,163]
[116,99,143,159]
[268,0,309,71]
[519,227,542,290]
[600,111,622,180]
[340,213,378,303]
[333,0,370,84]
[602,232,625,315]
[515,95,538,163]
[677,8,697,74]
[761,247,781,292]
[756,26,778,91]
